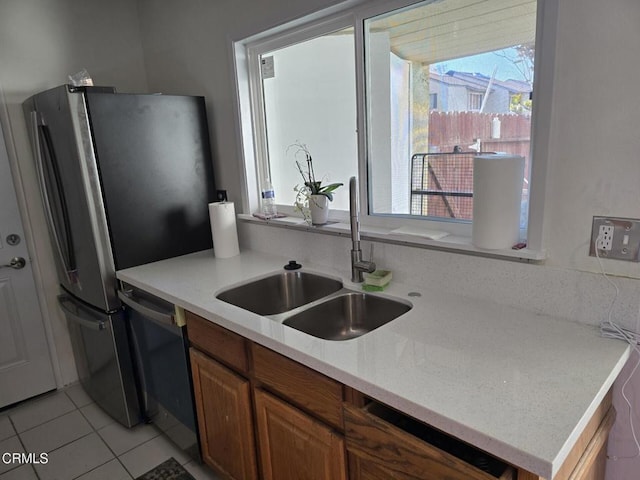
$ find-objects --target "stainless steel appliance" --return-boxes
[23,85,215,442]
[119,283,199,460]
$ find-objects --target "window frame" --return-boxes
[468,92,484,111]
[429,93,438,110]
[235,12,358,221]
[231,0,557,253]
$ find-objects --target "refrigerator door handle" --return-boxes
[118,289,176,327]
[58,295,106,331]
[31,111,78,283]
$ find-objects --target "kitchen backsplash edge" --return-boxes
[238,221,640,331]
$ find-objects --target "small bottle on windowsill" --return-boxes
[261,178,277,218]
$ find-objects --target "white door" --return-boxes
[0,121,56,408]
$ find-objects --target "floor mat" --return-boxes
[135,457,196,480]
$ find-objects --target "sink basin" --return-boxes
[216,271,343,315]
[283,291,411,340]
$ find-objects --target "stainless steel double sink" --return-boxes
[216,271,411,341]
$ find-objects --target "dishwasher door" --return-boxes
[119,284,200,460]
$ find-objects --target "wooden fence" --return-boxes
[412,112,531,219]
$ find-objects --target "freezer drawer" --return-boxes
[59,294,140,427]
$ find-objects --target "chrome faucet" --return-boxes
[349,176,376,282]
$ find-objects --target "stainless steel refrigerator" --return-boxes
[23,85,216,431]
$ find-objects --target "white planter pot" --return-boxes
[309,194,329,225]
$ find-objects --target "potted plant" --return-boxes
[290,142,342,225]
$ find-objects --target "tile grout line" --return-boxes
[75,402,114,432]
[6,391,76,436]
[118,435,160,479]
[65,391,126,480]
[4,387,205,480]
[70,393,160,479]
[0,412,35,479]
[64,385,177,479]
[0,431,25,478]
[17,402,85,437]
[69,457,131,480]
[11,390,107,480]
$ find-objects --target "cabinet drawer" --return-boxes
[185,311,248,374]
[345,402,514,480]
[251,343,344,430]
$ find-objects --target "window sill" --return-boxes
[237,214,546,263]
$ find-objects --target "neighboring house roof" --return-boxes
[430,71,531,94]
[499,78,532,93]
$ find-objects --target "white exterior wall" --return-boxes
[261,34,357,212]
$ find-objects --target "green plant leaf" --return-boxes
[319,183,343,193]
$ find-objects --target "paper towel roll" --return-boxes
[472,154,525,250]
[209,202,240,258]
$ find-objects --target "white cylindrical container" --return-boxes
[491,117,501,139]
[472,154,525,250]
[309,194,329,225]
[208,202,240,258]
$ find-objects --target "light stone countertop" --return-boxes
[117,249,630,479]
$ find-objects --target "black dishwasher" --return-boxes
[118,282,200,460]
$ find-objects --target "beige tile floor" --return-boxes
[0,385,220,480]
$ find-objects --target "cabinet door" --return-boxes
[254,388,347,480]
[190,349,258,480]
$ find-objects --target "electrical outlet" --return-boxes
[590,216,640,261]
[597,225,614,251]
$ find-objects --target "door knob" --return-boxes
[1,257,26,269]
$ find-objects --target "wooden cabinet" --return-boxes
[185,310,249,373]
[186,311,347,480]
[189,348,258,480]
[186,310,614,480]
[254,388,347,480]
[349,453,424,480]
[251,343,344,430]
[345,402,514,480]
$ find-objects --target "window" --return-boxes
[364,0,536,222]
[429,93,438,110]
[468,92,484,111]
[239,19,358,216]
[235,0,551,251]
[258,27,357,212]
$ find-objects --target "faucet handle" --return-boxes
[369,243,374,263]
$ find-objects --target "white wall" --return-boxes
[544,0,640,277]
[2,0,638,476]
[262,34,357,212]
[136,0,349,213]
[0,0,149,385]
[136,0,640,277]
[137,0,640,476]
